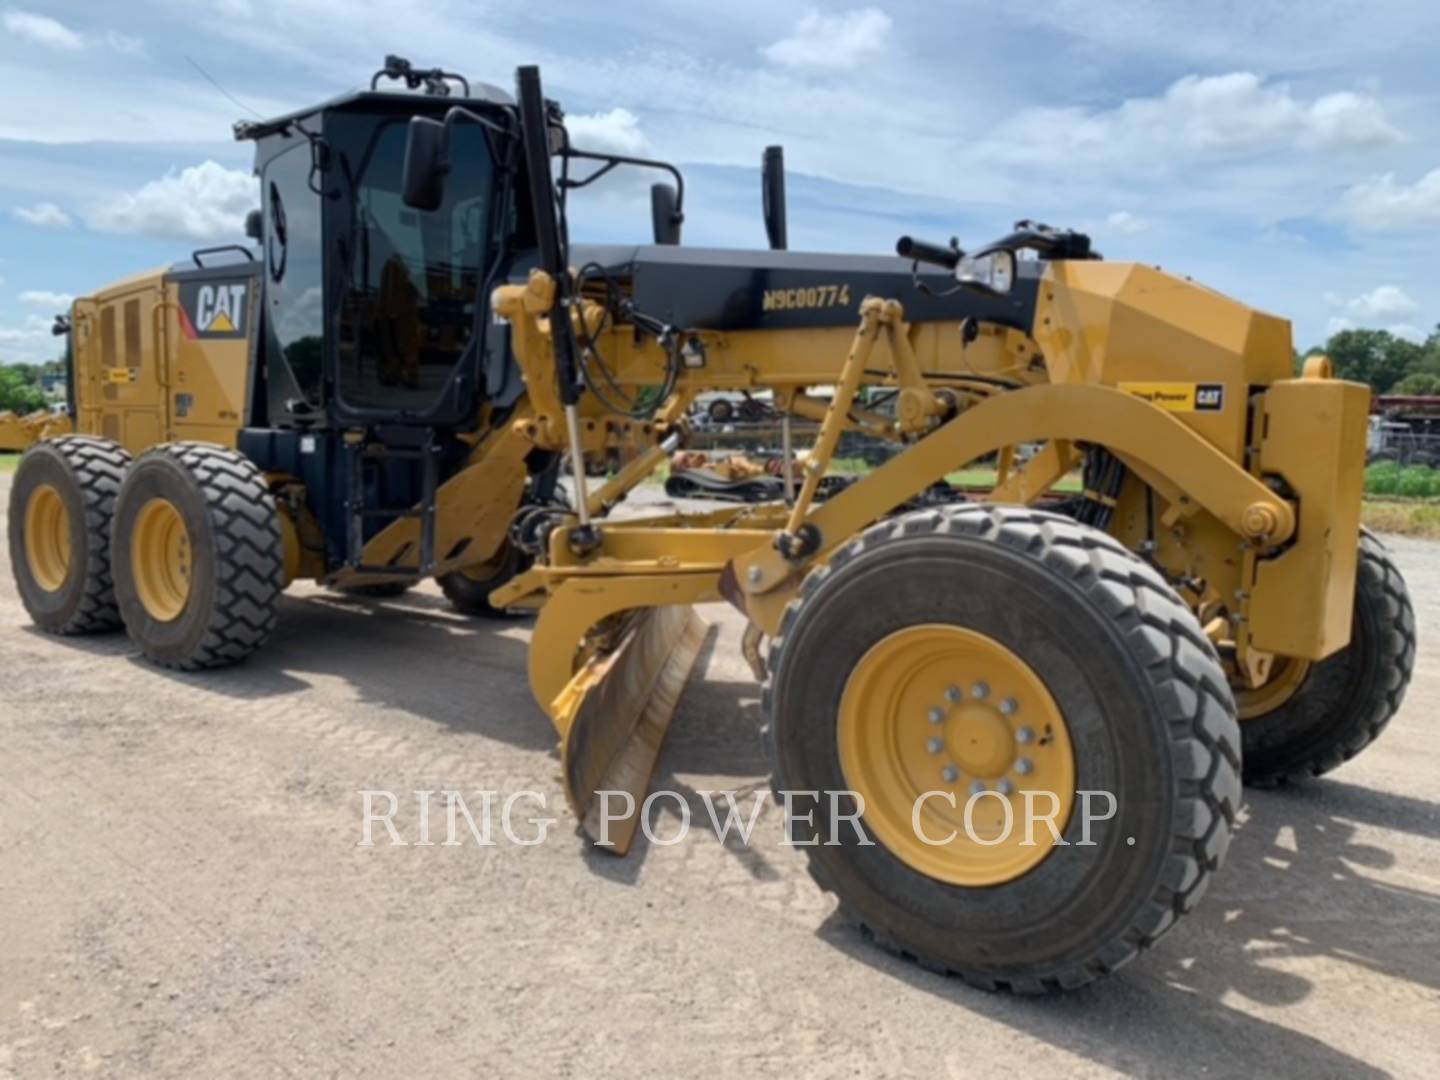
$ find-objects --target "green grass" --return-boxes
[831,460,1083,493]
[0,454,19,474]
[945,466,1083,494]
[1362,499,1440,538]
[643,455,1085,494]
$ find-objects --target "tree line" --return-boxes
[0,358,65,414]
[1304,324,1440,396]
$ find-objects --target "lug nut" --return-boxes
[747,565,763,584]
[970,780,987,796]
[1015,726,1034,745]
[999,697,1018,716]
[1015,758,1033,776]
[997,779,1014,795]
[927,707,945,724]
[972,681,990,700]
[945,685,963,703]
[942,765,960,783]
[926,737,943,754]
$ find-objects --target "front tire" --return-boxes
[112,443,284,669]
[765,505,1241,992]
[1239,531,1415,785]
[438,540,527,618]
[8,436,130,634]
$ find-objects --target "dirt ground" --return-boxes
[2,473,1438,1079]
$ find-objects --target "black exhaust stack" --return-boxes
[515,65,581,406]
[762,145,788,251]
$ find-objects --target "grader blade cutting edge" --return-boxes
[553,605,709,854]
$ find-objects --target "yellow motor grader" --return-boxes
[0,408,71,453]
[7,60,1413,991]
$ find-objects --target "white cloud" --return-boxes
[1325,290,1425,342]
[762,8,892,72]
[19,290,75,308]
[0,314,59,361]
[101,29,146,56]
[1,8,141,53]
[13,202,72,227]
[1012,1,1437,73]
[998,73,1400,172]
[86,162,257,242]
[1106,210,1149,234]
[1338,168,1440,232]
[1327,284,1419,320]
[2,9,83,50]
[566,108,648,156]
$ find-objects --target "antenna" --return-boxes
[184,55,264,120]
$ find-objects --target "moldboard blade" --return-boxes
[555,605,709,855]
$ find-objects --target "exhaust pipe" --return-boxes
[762,145,788,251]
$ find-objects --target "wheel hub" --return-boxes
[1234,655,1311,720]
[838,624,1076,886]
[131,497,192,622]
[947,704,1016,777]
[24,483,72,592]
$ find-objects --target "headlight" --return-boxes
[955,249,1015,294]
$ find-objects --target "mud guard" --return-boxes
[551,605,710,854]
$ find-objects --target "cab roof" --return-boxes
[233,85,514,142]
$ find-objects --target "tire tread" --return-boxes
[764,504,1242,993]
[124,443,283,670]
[11,435,131,634]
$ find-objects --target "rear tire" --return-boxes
[8,436,130,634]
[765,505,1241,992]
[112,443,284,669]
[1239,531,1414,785]
[438,540,527,618]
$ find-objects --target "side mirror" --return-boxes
[762,145,788,251]
[956,249,1016,294]
[650,183,683,245]
[244,208,263,242]
[402,116,449,211]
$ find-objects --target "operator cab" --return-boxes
[235,60,519,432]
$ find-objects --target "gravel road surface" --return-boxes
[2,473,1437,1078]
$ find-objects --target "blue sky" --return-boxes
[3,0,1439,363]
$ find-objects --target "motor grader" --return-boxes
[0,408,71,453]
[7,60,1414,992]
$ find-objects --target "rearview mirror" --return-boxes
[244,208,262,242]
[956,249,1015,294]
[402,116,449,211]
[650,183,683,245]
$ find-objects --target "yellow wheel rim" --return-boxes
[459,547,509,583]
[131,498,193,622]
[24,483,72,592]
[1235,656,1311,720]
[838,624,1076,887]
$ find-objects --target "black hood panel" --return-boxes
[569,244,1040,333]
